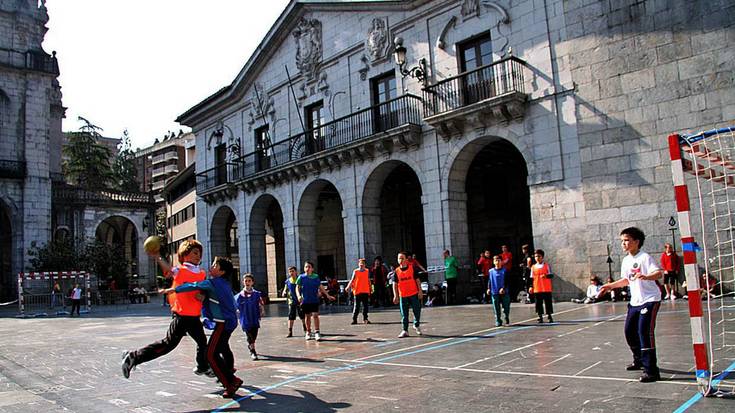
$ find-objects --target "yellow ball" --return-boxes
[143,236,161,255]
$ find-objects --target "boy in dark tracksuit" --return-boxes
[122,240,210,379]
[168,256,242,398]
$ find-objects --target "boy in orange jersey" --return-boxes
[346,258,372,325]
[392,251,424,338]
[529,249,554,323]
[121,240,211,379]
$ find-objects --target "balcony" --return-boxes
[0,160,26,179]
[53,182,155,208]
[196,94,423,198]
[0,47,59,75]
[152,164,178,178]
[423,56,528,140]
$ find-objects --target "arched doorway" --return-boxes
[0,204,11,301]
[95,216,139,289]
[298,180,345,280]
[211,206,239,292]
[362,161,426,269]
[249,195,285,298]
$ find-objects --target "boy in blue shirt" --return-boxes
[236,273,265,361]
[296,261,335,341]
[163,256,242,398]
[486,255,511,327]
[281,266,307,337]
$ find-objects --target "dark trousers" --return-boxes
[70,299,81,315]
[624,301,661,375]
[535,292,553,315]
[208,322,235,388]
[132,313,208,371]
[446,277,457,305]
[245,327,259,345]
[372,283,387,306]
[399,295,422,331]
[352,293,370,322]
[491,293,511,322]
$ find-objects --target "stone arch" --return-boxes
[95,215,140,288]
[361,160,426,269]
[0,197,15,300]
[297,179,346,279]
[249,194,286,297]
[210,205,239,289]
[446,136,534,298]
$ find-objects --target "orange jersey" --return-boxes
[352,268,371,294]
[532,262,553,293]
[395,265,419,298]
[170,264,206,316]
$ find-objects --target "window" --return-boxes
[458,33,495,104]
[304,100,325,154]
[254,125,270,172]
[214,144,227,186]
[370,72,398,131]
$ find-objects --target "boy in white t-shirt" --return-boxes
[598,227,663,383]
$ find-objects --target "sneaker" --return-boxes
[626,363,643,371]
[671,295,677,301]
[286,331,293,338]
[250,352,258,361]
[398,330,409,338]
[121,351,135,379]
[314,332,322,341]
[364,319,371,324]
[194,367,216,378]
[537,316,543,323]
[639,372,660,383]
[305,332,313,340]
[350,320,358,325]
[495,321,502,327]
[547,315,554,323]
[505,317,510,325]
[414,325,422,335]
[663,295,670,300]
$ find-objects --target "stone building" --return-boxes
[133,131,193,200]
[177,0,734,299]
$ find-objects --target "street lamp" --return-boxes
[393,37,427,86]
[668,216,678,251]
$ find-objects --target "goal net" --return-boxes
[669,126,735,395]
[17,271,91,317]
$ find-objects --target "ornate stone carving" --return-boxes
[247,82,275,130]
[366,18,388,62]
[292,17,322,81]
[461,0,479,20]
[358,54,370,80]
[437,16,457,50]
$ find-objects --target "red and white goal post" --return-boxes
[17,271,91,317]
[668,126,735,396]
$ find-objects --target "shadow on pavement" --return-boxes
[187,387,351,413]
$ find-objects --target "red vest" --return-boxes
[170,265,206,316]
[532,263,553,293]
[352,268,371,294]
[396,265,419,298]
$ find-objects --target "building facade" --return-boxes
[178,0,734,299]
[133,131,192,200]
[162,163,197,267]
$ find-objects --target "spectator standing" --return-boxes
[660,243,680,301]
[70,283,82,316]
[520,244,533,302]
[371,256,390,307]
[529,249,554,323]
[477,250,493,303]
[501,245,516,300]
[443,249,459,305]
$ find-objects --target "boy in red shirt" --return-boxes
[660,243,680,300]
[121,240,210,379]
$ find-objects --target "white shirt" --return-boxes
[620,251,661,306]
[586,284,601,299]
[71,287,82,300]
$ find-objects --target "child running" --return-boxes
[122,240,210,379]
[296,261,335,341]
[529,249,554,323]
[161,256,242,398]
[282,266,307,337]
[346,258,372,325]
[487,255,510,326]
[598,227,663,382]
[236,273,265,360]
[392,251,424,337]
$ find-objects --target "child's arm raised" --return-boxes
[151,254,173,278]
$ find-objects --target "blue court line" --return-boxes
[213,325,533,411]
[673,360,735,413]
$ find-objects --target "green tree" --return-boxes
[63,116,114,189]
[112,129,140,192]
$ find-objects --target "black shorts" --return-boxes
[288,303,305,321]
[664,272,679,284]
[301,302,319,314]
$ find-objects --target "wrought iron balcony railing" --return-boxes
[196,94,423,195]
[53,183,155,207]
[0,47,59,75]
[0,160,26,179]
[423,56,526,117]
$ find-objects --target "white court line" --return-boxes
[573,361,602,376]
[492,357,520,369]
[454,340,545,369]
[542,353,571,368]
[353,305,590,362]
[324,357,700,386]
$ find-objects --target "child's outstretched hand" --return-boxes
[195,292,205,302]
[499,288,505,295]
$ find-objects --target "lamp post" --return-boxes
[393,37,427,87]
[606,244,614,281]
[668,216,678,252]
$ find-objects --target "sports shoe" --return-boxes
[121,351,135,379]
[495,321,502,327]
[314,332,322,341]
[364,319,371,324]
[547,315,554,323]
[350,320,358,325]
[414,325,422,335]
[504,316,510,325]
[305,332,313,340]
[250,352,258,361]
[663,295,670,300]
[537,316,543,323]
[398,330,409,338]
[639,372,660,383]
[671,295,677,301]
[194,367,216,378]
[626,363,643,371]
[286,330,293,338]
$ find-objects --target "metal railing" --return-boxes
[0,47,59,75]
[0,160,26,179]
[196,162,240,193]
[53,183,155,206]
[423,56,526,117]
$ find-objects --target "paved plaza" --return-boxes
[0,300,733,412]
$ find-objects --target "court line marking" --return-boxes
[542,353,571,367]
[674,360,735,413]
[574,361,602,376]
[324,357,700,386]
